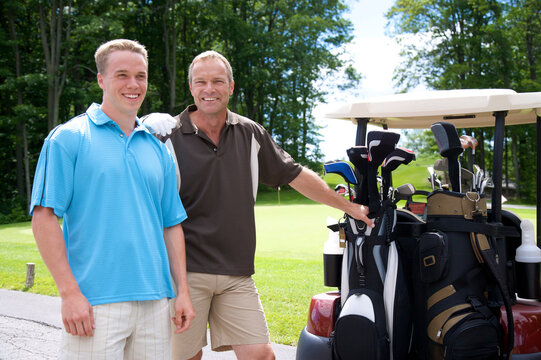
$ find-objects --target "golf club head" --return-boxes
[433,158,448,172]
[433,158,473,180]
[393,183,416,202]
[324,161,358,185]
[461,134,479,154]
[433,158,473,189]
[431,122,464,158]
[470,136,478,154]
[334,183,348,195]
[460,135,473,149]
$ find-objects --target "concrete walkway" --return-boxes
[0,289,296,359]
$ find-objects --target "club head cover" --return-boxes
[324,161,358,185]
[430,122,463,158]
[382,148,416,173]
[366,131,400,212]
[366,131,401,166]
[431,122,463,192]
[347,146,369,205]
[380,147,415,199]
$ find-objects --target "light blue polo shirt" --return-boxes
[30,103,187,306]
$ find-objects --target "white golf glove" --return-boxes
[141,113,177,136]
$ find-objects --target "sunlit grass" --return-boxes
[1,183,536,346]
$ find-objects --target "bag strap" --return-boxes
[426,220,519,238]
[470,232,514,360]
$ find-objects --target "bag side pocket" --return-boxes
[418,231,448,283]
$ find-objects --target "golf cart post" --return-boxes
[296,89,541,360]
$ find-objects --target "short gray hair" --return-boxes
[188,50,234,84]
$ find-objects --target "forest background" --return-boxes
[0,0,540,224]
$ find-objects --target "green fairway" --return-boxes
[0,194,537,346]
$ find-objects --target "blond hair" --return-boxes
[188,50,234,84]
[94,39,148,74]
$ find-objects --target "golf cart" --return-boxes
[296,89,541,360]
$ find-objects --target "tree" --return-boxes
[39,0,73,130]
[0,0,358,219]
[386,0,541,202]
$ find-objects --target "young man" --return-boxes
[30,39,194,359]
[145,50,373,360]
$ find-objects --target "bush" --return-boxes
[0,206,31,225]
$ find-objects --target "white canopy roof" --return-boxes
[325,89,541,129]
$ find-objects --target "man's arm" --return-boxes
[31,206,95,336]
[163,224,195,334]
[289,167,374,228]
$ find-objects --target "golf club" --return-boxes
[431,122,464,192]
[381,148,415,200]
[392,183,416,204]
[427,166,435,191]
[366,131,401,213]
[324,161,358,202]
[434,158,474,191]
[347,146,369,206]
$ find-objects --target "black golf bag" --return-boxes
[411,190,516,360]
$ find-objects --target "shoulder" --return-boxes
[45,113,89,150]
[227,110,267,135]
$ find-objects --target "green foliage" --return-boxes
[387,0,541,203]
[0,0,358,221]
[0,204,31,225]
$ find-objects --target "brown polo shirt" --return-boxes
[161,105,303,276]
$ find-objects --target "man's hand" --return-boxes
[141,113,177,136]
[346,203,374,228]
[61,291,95,336]
[172,292,195,334]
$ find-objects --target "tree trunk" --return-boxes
[511,134,521,199]
[39,0,72,130]
[8,6,29,207]
[23,122,31,209]
[164,0,177,114]
[478,130,486,171]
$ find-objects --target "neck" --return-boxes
[100,104,137,137]
[191,110,226,145]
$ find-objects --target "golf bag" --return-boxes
[332,202,405,360]
[331,131,414,360]
[411,190,515,360]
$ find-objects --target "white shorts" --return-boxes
[60,298,171,360]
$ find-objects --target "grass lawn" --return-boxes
[1,190,536,346]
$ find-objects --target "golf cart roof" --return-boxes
[326,89,541,129]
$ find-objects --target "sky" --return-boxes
[315,0,407,161]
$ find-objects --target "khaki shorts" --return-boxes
[171,272,270,359]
